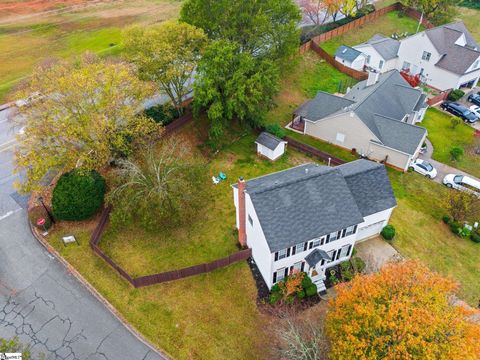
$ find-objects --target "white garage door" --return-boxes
[357,221,385,239]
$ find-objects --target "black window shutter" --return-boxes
[292,247,296,256]
[353,225,358,233]
[274,252,278,261]
[284,268,288,278]
[273,271,277,283]
[304,242,308,251]
[301,262,305,272]
[321,237,325,245]
[326,234,330,243]
[309,242,313,249]
[289,266,293,273]
[336,250,341,260]
[347,245,352,257]
[341,229,347,238]
[287,248,291,257]
[331,250,336,261]
[337,231,342,239]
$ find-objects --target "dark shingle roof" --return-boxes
[335,45,363,62]
[337,160,397,217]
[294,91,354,121]
[425,21,480,74]
[239,160,396,252]
[305,249,331,267]
[255,132,284,151]
[343,70,427,154]
[356,34,400,60]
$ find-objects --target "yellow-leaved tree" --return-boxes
[14,54,160,192]
[326,260,480,359]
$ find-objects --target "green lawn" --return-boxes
[0,0,180,103]
[422,108,479,178]
[48,121,321,360]
[265,51,356,126]
[387,170,480,306]
[321,11,423,56]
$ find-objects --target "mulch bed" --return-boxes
[246,257,322,318]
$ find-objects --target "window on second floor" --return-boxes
[379,60,384,69]
[366,55,371,64]
[422,51,431,61]
[329,231,339,242]
[278,248,287,260]
[345,225,357,237]
[295,242,305,254]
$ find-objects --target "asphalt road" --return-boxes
[0,107,166,360]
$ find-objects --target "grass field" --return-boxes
[320,11,423,56]
[0,0,180,102]
[422,108,479,178]
[387,170,480,306]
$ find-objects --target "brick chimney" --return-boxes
[238,177,247,248]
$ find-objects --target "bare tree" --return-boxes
[298,0,328,25]
[277,319,329,360]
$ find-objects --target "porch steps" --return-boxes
[314,279,327,294]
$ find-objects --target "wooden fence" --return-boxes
[426,90,450,106]
[285,136,346,166]
[89,205,252,288]
[89,109,252,288]
[310,41,368,81]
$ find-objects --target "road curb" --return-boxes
[27,218,171,360]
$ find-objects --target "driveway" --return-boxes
[419,139,480,185]
[0,107,166,360]
[355,237,401,273]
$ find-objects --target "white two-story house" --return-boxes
[339,21,480,90]
[232,160,397,292]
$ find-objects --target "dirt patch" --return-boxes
[0,0,99,19]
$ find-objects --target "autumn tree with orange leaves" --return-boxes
[326,260,480,360]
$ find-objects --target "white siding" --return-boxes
[353,45,395,73]
[356,208,394,241]
[335,54,366,71]
[256,142,286,161]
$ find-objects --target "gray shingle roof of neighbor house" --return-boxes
[335,45,363,62]
[294,70,427,155]
[255,132,284,151]
[356,34,400,61]
[294,91,354,120]
[236,159,396,252]
[305,249,331,267]
[424,21,480,74]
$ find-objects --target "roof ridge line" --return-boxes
[373,113,427,131]
[248,167,338,195]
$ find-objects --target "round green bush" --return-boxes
[381,225,396,240]
[52,169,106,221]
[265,123,286,139]
[442,215,451,224]
[448,89,465,101]
[471,232,480,243]
[297,290,306,299]
[301,274,313,289]
[268,291,282,305]
[305,284,318,297]
[450,222,461,235]
[29,206,52,230]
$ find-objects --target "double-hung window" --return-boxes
[295,242,304,255]
[422,51,431,61]
[327,250,335,263]
[329,231,339,242]
[340,245,351,258]
[345,225,356,237]
[278,248,287,260]
[309,238,321,249]
[273,268,287,283]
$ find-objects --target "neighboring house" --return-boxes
[255,132,287,160]
[397,21,480,90]
[334,45,367,71]
[232,160,397,292]
[353,34,400,73]
[292,70,428,171]
[341,22,480,90]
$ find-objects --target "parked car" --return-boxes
[470,105,480,119]
[409,159,437,179]
[468,93,480,106]
[443,174,480,196]
[440,101,478,123]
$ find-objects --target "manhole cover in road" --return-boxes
[10,191,30,209]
